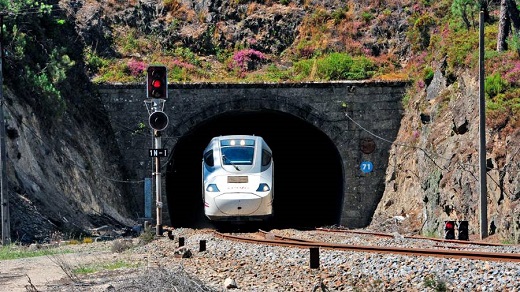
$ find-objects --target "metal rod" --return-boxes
[155,130,163,236]
[0,12,11,246]
[479,11,488,240]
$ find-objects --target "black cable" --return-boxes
[344,111,519,198]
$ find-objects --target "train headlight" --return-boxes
[206,184,220,192]
[256,183,270,192]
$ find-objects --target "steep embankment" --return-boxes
[370,68,520,242]
[4,87,137,243]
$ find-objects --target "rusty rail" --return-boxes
[214,231,520,263]
[315,227,508,247]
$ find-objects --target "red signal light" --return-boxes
[147,65,168,99]
[152,80,162,88]
[444,221,455,239]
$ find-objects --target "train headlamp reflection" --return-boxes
[206,184,220,192]
[256,183,270,192]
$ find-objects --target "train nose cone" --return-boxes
[215,193,261,215]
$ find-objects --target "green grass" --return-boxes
[0,244,71,260]
[73,260,140,275]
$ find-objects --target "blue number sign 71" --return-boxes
[360,161,373,173]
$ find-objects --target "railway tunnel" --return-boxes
[165,109,344,229]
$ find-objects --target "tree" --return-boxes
[451,0,480,30]
[497,0,510,51]
[497,0,520,54]
[506,0,520,32]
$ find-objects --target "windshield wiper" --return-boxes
[222,155,240,171]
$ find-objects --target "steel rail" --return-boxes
[214,231,520,263]
[315,228,508,247]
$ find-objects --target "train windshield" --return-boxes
[221,147,254,165]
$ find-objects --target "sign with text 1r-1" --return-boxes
[149,149,168,157]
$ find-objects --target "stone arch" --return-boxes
[167,96,343,146]
[164,97,345,228]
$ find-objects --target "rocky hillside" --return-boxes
[371,68,520,243]
[4,85,137,243]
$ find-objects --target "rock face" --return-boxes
[4,88,137,243]
[64,0,410,59]
[371,70,520,243]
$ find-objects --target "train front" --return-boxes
[202,136,273,222]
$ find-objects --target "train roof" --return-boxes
[204,135,271,152]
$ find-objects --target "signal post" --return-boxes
[145,65,168,236]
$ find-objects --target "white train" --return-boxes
[202,135,274,222]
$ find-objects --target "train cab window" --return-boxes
[261,149,272,166]
[203,150,214,167]
[221,147,254,165]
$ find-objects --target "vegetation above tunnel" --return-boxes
[0,0,519,128]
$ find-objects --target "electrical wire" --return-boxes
[344,111,519,198]
[1,3,65,16]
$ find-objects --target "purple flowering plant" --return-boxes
[229,49,267,77]
[127,59,147,77]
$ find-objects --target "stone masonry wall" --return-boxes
[97,81,407,227]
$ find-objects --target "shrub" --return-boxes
[82,237,93,244]
[318,52,354,80]
[504,60,520,86]
[293,53,375,80]
[507,32,520,58]
[84,47,109,74]
[485,73,508,98]
[228,49,267,77]
[361,11,374,22]
[138,230,156,245]
[423,67,434,86]
[127,59,147,77]
[408,14,436,51]
[331,6,349,24]
[111,239,134,253]
[423,274,447,291]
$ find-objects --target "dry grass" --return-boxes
[116,267,216,292]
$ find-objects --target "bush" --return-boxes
[228,49,267,77]
[293,52,375,80]
[423,67,434,86]
[138,230,156,245]
[127,59,147,77]
[82,237,93,244]
[111,239,134,253]
[408,14,436,51]
[485,73,508,98]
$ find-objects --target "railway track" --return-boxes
[214,230,520,263]
[315,227,507,247]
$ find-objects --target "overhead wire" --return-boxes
[344,110,519,199]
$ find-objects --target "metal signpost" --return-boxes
[478,11,488,239]
[0,12,10,245]
[145,65,169,236]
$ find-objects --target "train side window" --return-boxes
[261,149,272,166]
[204,151,214,167]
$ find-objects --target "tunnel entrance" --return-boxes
[166,110,344,229]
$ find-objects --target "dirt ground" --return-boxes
[0,242,139,292]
